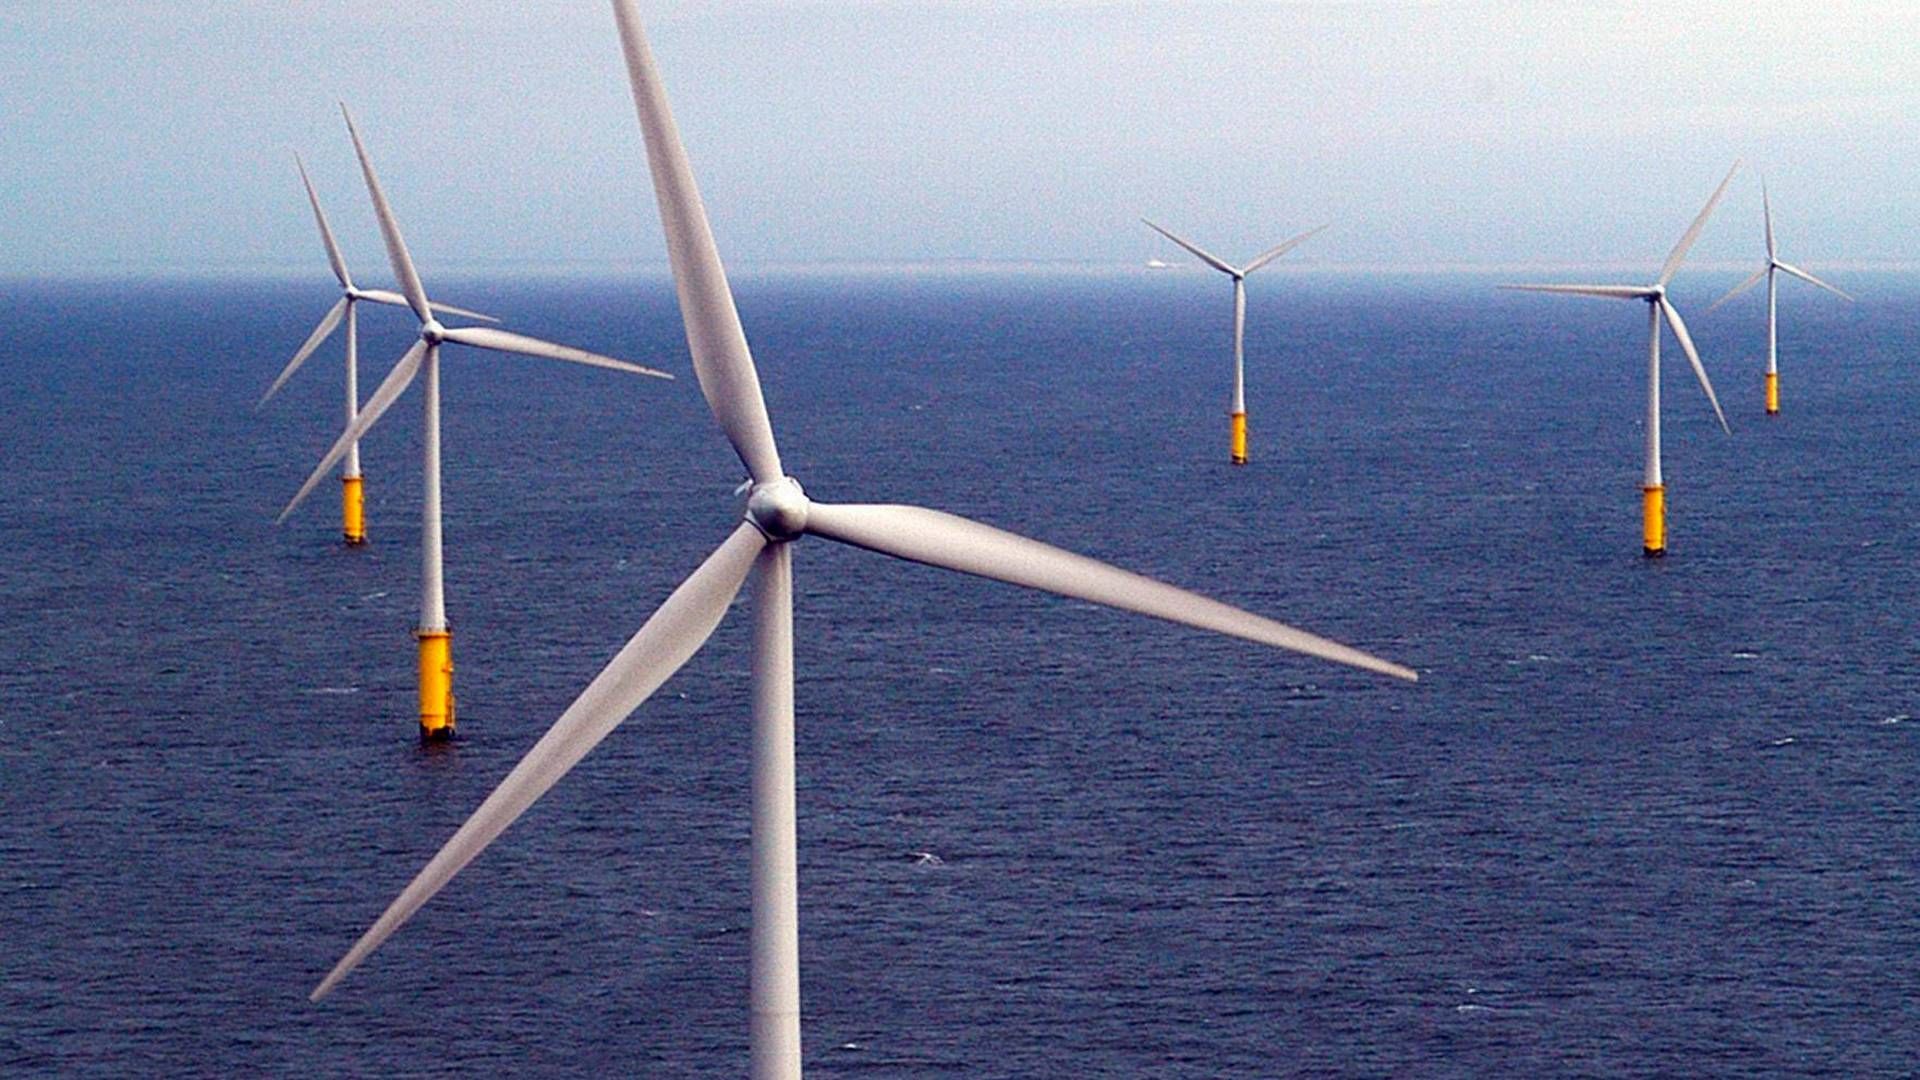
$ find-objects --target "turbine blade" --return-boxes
[426,300,501,324]
[1775,261,1855,302]
[310,522,767,1002]
[1658,160,1741,286]
[804,501,1417,682]
[1498,284,1654,300]
[352,289,499,324]
[341,105,432,324]
[439,325,673,379]
[296,154,352,290]
[1659,298,1730,435]
[1140,219,1237,276]
[260,297,347,407]
[1241,224,1329,276]
[1762,176,1776,261]
[277,340,426,522]
[613,0,784,485]
[1704,265,1769,314]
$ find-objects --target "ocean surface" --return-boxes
[1,269,1915,1077]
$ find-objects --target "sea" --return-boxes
[0,268,1914,1077]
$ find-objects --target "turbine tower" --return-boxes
[261,155,495,545]
[279,106,672,743]
[1704,177,1853,416]
[306,8,1416,1080]
[1503,162,1740,558]
[1141,218,1326,465]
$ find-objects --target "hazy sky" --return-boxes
[3,2,1916,276]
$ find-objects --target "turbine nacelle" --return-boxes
[746,476,810,541]
[420,319,447,345]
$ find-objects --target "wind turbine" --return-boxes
[261,155,497,546]
[1141,217,1326,465]
[1704,178,1853,416]
[278,105,673,743]
[306,6,1416,1078]
[1502,162,1740,558]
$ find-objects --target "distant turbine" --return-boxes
[1704,177,1854,416]
[1141,218,1327,465]
[1503,162,1740,558]
[260,154,496,546]
[278,105,673,743]
[307,7,1417,1080]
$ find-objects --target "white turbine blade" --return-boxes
[1659,298,1730,434]
[1775,261,1855,302]
[439,325,673,379]
[296,154,352,290]
[1704,265,1769,314]
[1498,284,1654,301]
[260,297,347,408]
[277,340,426,522]
[1762,176,1776,261]
[1242,224,1329,276]
[804,502,1417,682]
[1658,160,1741,286]
[353,289,499,324]
[426,300,501,323]
[341,104,432,324]
[1140,219,1237,276]
[310,522,767,1002]
[613,0,784,485]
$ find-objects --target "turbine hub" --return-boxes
[745,476,810,541]
[421,319,447,344]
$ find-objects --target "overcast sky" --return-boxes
[3,2,1915,276]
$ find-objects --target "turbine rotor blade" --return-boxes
[1658,160,1741,286]
[439,325,673,379]
[1762,176,1776,261]
[803,502,1417,682]
[277,340,426,522]
[1705,265,1769,314]
[1140,219,1238,276]
[354,289,501,324]
[1775,261,1854,302]
[1242,223,1329,276]
[1498,284,1655,300]
[260,297,347,407]
[1659,298,1730,434]
[309,522,767,1002]
[296,154,352,290]
[613,0,784,485]
[341,105,432,324]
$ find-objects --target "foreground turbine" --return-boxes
[308,8,1416,1078]
[1141,217,1326,464]
[279,105,671,742]
[1704,177,1853,416]
[1503,162,1740,557]
[261,155,496,545]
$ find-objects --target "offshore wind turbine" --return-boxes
[307,5,1417,1078]
[1704,178,1853,416]
[278,106,672,743]
[260,155,496,546]
[1503,162,1740,558]
[1141,218,1326,465]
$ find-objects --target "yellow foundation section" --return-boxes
[341,475,366,545]
[1642,485,1666,557]
[1765,371,1779,416]
[1229,411,1248,465]
[416,629,455,742]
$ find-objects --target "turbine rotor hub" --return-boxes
[745,476,810,541]
[421,319,447,344]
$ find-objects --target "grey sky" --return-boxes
[3,2,1915,276]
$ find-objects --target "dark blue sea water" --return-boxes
[1,269,1915,1077]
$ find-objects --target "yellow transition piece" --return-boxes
[1765,371,1779,416]
[1230,411,1248,466]
[416,629,455,742]
[342,475,366,545]
[1642,485,1666,557]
